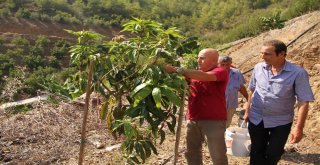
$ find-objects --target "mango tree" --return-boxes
[48,18,199,164]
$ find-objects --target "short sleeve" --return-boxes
[249,67,256,91]
[212,67,228,82]
[294,69,315,102]
[238,71,246,85]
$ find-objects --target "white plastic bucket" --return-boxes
[225,126,251,157]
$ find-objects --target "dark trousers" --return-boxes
[248,121,292,165]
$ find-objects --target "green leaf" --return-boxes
[167,122,175,134]
[146,141,158,155]
[152,87,161,109]
[141,141,152,158]
[159,129,165,144]
[105,57,113,69]
[122,140,134,154]
[163,27,183,38]
[97,85,108,98]
[128,141,134,153]
[111,121,123,132]
[170,113,177,129]
[121,141,132,154]
[41,81,73,99]
[125,106,141,117]
[130,156,140,164]
[151,128,158,139]
[124,123,134,139]
[133,86,152,107]
[135,142,146,163]
[146,102,165,120]
[145,116,157,131]
[139,105,147,125]
[142,105,154,126]
[131,82,150,96]
[160,86,181,106]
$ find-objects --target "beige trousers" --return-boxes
[185,120,228,165]
[226,108,236,128]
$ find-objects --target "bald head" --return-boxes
[199,48,219,61]
[197,48,219,71]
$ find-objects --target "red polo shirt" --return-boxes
[187,67,228,120]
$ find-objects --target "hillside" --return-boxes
[1,11,320,165]
[0,17,122,99]
[0,17,118,42]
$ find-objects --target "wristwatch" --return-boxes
[176,67,183,74]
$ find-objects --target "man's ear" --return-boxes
[279,51,286,57]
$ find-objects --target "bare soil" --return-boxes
[1,11,320,165]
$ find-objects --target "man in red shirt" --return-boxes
[164,48,229,165]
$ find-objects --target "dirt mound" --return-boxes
[0,100,120,164]
[1,12,320,165]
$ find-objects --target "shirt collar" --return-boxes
[229,67,236,74]
[262,60,292,71]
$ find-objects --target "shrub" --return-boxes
[281,0,320,20]
[0,8,11,17]
[7,0,31,10]
[200,15,262,47]
[253,0,271,9]
[24,55,45,70]
[11,105,33,114]
[0,67,26,102]
[30,45,44,56]
[55,67,77,83]
[51,40,70,60]
[22,67,57,95]
[5,48,24,59]
[35,0,55,15]
[0,36,4,46]
[48,56,61,68]
[260,11,285,31]
[15,8,31,18]
[0,53,15,77]
[11,36,30,46]
[38,13,51,21]
[84,15,109,27]
[52,11,81,24]
[35,35,50,47]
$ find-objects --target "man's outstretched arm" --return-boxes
[163,65,218,81]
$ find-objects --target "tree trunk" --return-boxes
[173,89,187,165]
[78,60,94,165]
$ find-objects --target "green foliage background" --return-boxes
[0,0,319,46]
